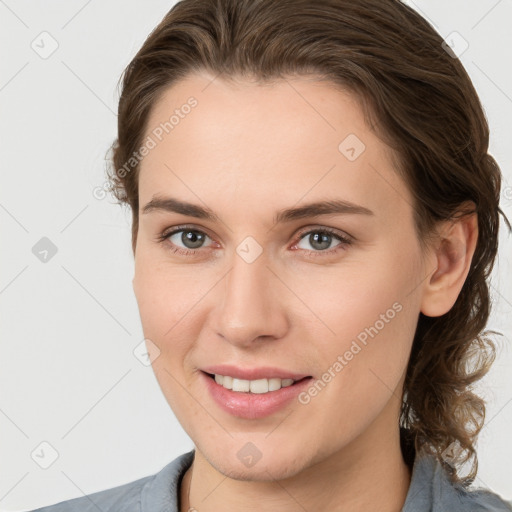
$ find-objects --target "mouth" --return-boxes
[201,370,314,419]
[202,371,313,392]
[203,371,313,383]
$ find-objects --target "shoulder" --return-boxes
[440,484,512,511]
[25,450,195,512]
[403,450,512,511]
[27,474,151,512]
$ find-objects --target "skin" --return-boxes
[131,71,478,512]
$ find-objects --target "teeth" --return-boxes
[213,374,296,393]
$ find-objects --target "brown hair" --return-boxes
[106,0,511,485]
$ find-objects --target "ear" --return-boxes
[420,202,478,318]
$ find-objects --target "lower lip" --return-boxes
[200,371,313,419]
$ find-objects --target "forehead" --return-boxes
[138,72,414,226]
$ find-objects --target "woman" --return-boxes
[29,0,512,510]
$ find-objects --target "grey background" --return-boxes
[0,0,511,510]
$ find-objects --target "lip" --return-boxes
[200,364,311,381]
[200,371,314,419]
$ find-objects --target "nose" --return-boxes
[212,250,289,348]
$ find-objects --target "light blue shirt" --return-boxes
[27,448,512,511]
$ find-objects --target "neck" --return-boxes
[180,424,412,512]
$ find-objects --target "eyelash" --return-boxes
[155,224,353,258]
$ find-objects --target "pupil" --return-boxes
[183,230,204,249]
[310,232,331,250]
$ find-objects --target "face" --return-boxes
[132,71,428,481]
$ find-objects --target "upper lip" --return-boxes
[201,364,311,381]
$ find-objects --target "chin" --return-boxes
[214,454,308,482]
[198,438,319,483]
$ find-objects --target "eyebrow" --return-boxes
[141,195,374,223]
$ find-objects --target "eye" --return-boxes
[156,225,352,258]
[156,226,214,256]
[293,227,352,255]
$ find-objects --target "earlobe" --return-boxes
[420,208,478,318]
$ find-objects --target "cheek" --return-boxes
[292,244,419,394]
[132,257,206,355]
[132,260,205,417]
[291,279,415,448]
[291,248,416,339]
